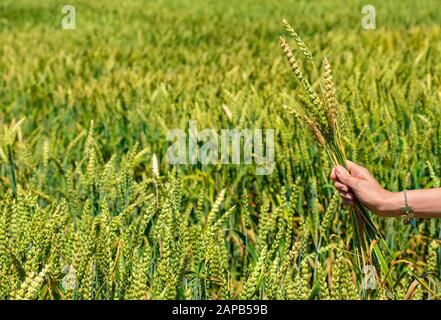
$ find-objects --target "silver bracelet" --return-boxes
[399,189,415,225]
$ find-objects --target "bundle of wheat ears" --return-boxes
[279,19,394,290]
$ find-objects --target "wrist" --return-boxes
[376,191,402,216]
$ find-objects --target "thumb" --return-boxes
[335,165,359,190]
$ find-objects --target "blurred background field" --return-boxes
[0,0,441,299]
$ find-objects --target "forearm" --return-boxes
[379,188,441,218]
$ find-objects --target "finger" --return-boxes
[346,159,370,178]
[339,191,356,201]
[335,165,359,190]
[330,167,336,180]
[345,159,363,172]
[334,181,349,192]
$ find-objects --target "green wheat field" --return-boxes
[1,0,441,300]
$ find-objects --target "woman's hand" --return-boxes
[330,160,399,216]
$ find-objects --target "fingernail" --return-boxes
[336,166,344,175]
